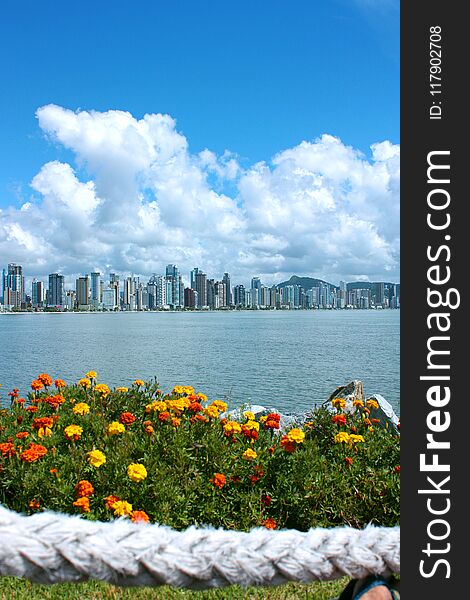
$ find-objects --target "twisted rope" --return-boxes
[0,506,399,589]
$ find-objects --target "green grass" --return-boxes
[0,577,348,599]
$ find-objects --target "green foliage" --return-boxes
[0,376,400,531]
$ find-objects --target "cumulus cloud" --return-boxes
[0,104,399,287]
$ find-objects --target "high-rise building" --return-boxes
[222,272,231,306]
[165,265,183,308]
[195,271,207,308]
[190,268,200,290]
[2,263,25,307]
[206,278,215,309]
[76,276,89,308]
[31,279,45,307]
[251,277,262,307]
[233,284,245,307]
[91,272,101,309]
[184,287,196,308]
[47,273,65,308]
[215,281,226,308]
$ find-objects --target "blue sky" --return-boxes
[0,0,399,285]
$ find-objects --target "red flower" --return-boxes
[104,495,121,510]
[394,465,400,474]
[261,494,272,507]
[158,411,170,422]
[45,395,65,409]
[15,431,29,439]
[280,435,296,453]
[37,373,53,387]
[210,473,226,489]
[241,425,259,440]
[120,412,136,425]
[131,510,150,523]
[20,443,48,463]
[188,402,203,413]
[344,457,353,466]
[332,414,347,426]
[30,380,44,391]
[75,480,95,498]
[0,442,16,458]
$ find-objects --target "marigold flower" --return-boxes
[55,379,66,388]
[332,398,346,410]
[127,463,148,482]
[29,498,41,510]
[241,425,259,441]
[44,394,65,409]
[50,468,59,476]
[363,418,372,426]
[20,443,48,462]
[204,405,219,419]
[242,448,257,461]
[120,412,136,425]
[243,411,255,421]
[366,399,379,410]
[37,373,53,387]
[85,371,97,380]
[113,500,133,517]
[95,383,110,397]
[26,406,38,413]
[116,386,129,393]
[344,457,353,466]
[334,432,351,444]
[64,424,83,441]
[73,402,90,416]
[133,379,145,387]
[158,411,170,422]
[244,420,260,432]
[31,379,44,391]
[144,424,154,435]
[107,421,125,435]
[75,480,95,497]
[394,465,401,474]
[171,417,181,427]
[87,449,106,468]
[145,400,167,413]
[0,442,16,457]
[353,399,364,408]
[332,414,347,426]
[167,398,190,412]
[172,385,184,394]
[349,434,365,444]
[195,392,207,403]
[38,426,52,438]
[263,518,277,530]
[210,473,226,489]
[78,378,91,389]
[73,497,90,513]
[280,436,296,453]
[188,401,203,413]
[190,414,209,424]
[16,431,29,439]
[223,421,242,435]
[286,428,305,444]
[371,418,381,424]
[105,495,121,510]
[33,417,53,431]
[259,416,267,423]
[212,400,228,412]
[131,510,150,523]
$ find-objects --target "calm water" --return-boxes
[0,310,400,415]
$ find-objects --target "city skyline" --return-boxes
[1,261,400,312]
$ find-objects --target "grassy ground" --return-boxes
[0,577,348,599]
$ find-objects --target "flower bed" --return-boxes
[0,374,400,530]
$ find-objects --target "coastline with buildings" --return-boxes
[1,262,400,313]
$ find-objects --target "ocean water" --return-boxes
[0,310,399,415]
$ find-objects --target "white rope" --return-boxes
[0,506,399,589]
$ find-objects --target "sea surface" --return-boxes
[0,310,400,415]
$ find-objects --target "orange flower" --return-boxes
[20,443,48,463]
[55,379,66,388]
[131,510,150,523]
[158,411,170,422]
[0,442,16,458]
[32,417,54,431]
[264,414,281,430]
[15,431,29,439]
[120,412,136,425]
[263,518,277,530]
[73,497,90,513]
[344,457,353,466]
[144,424,154,435]
[189,414,209,424]
[171,417,181,428]
[29,498,41,510]
[26,406,38,413]
[280,436,296,453]
[44,394,65,409]
[49,468,59,476]
[31,380,44,391]
[37,373,53,387]
[75,480,95,498]
[188,402,203,413]
[104,495,121,510]
[332,414,347,426]
[210,473,226,489]
[394,465,400,474]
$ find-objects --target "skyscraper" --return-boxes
[251,277,262,307]
[2,263,25,307]
[222,272,231,306]
[31,279,45,307]
[91,272,101,309]
[195,271,207,308]
[76,276,89,308]
[48,273,65,308]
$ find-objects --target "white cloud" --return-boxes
[0,105,399,287]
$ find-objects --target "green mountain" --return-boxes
[276,275,339,290]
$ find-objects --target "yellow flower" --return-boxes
[350,434,365,444]
[331,398,346,410]
[95,383,110,397]
[223,421,242,434]
[113,500,133,517]
[286,428,305,443]
[243,411,255,421]
[244,420,260,432]
[145,400,167,413]
[242,448,257,461]
[167,398,190,412]
[259,415,267,424]
[38,426,52,438]
[73,402,90,416]
[107,421,125,435]
[116,387,129,393]
[353,400,364,408]
[78,378,91,389]
[87,450,106,468]
[64,424,83,440]
[85,371,97,380]
[183,386,195,395]
[196,393,207,402]
[133,380,145,387]
[171,417,181,427]
[172,385,184,394]
[127,463,148,483]
[204,405,219,419]
[334,432,351,444]
[366,399,379,410]
[212,400,228,412]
